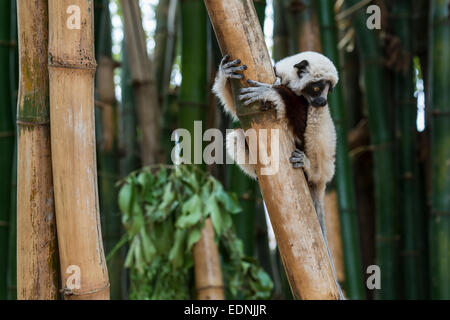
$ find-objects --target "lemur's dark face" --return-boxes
[293,59,333,108]
[302,80,332,108]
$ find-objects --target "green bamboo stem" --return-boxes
[156,0,179,160]
[7,143,16,300]
[391,0,427,299]
[428,0,450,300]
[120,42,140,176]
[273,0,289,62]
[0,0,14,299]
[179,0,207,145]
[95,0,123,299]
[317,0,365,300]
[7,0,18,299]
[345,0,400,299]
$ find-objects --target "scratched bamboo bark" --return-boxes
[16,0,59,300]
[48,0,109,299]
[204,0,340,299]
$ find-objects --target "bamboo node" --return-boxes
[48,54,97,71]
[196,285,225,292]
[16,120,50,127]
[60,283,110,297]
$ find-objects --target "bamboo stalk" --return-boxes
[428,0,450,300]
[120,0,163,165]
[179,0,224,300]
[7,143,17,300]
[285,0,322,53]
[0,0,14,299]
[228,0,266,261]
[193,219,225,299]
[16,0,59,300]
[95,1,123,300]
[324,191,345,284]
[317,0,365,299]
[48,0,109,300]
[119,42,140,176]
[391,0,427,299]
[6,0,18,300]
[345,0,400,299]
[156,0,179,160]
[205,0,341,300]
[273,0,289,62]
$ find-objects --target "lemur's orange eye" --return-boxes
[313,86,320,92]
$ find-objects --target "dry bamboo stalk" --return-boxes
[193,219,225,300]
[324,191,345,283]
[121,0,163,165]
[16,0,59,299]
[205,0,340,299]
[48,0,109,300]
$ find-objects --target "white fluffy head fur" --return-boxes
[274,51,339,95]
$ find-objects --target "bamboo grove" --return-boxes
[0,0,448,300]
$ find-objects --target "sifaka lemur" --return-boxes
[213,51,344,298]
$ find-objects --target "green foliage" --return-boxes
[113,164,273,299]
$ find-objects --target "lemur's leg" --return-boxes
[212,55,247,121]
[226,129,257,179]
[289,149,312,176]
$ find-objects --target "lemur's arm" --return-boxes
[212,55,247,121]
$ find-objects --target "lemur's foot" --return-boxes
[220,54,247,80]
[239,79,275,110]
[289,149,307,169]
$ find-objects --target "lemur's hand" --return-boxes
[239,79,276,110]
[219,54,247,80]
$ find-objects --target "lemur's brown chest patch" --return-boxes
[273,85,308,150]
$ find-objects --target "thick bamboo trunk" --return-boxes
[345,0,399,299]
[391,0,427,299]
[429,0,450,300]
[121,0,163,165]
[193,219,225,299]
[16,0,59,300]
[205,0,340,300]
[48,0,109,300]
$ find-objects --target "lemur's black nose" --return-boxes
[312,97,327,107]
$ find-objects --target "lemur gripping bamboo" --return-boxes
[205,0,341,300]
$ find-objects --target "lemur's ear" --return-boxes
[294,60,309,78]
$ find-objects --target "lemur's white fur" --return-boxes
[213,70,238,122]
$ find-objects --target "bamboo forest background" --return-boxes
[0,0,449,300]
